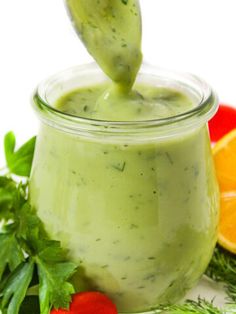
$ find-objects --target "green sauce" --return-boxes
[64,0,195,121]
[55,83,195,121]
[66,0,142,90]
[30,0,219,312]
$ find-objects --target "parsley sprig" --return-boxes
[4,132,36,177]
[0,133,77,314]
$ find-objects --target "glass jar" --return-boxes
[31,63,219,313]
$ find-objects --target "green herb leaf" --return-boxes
[36,258,75,314]
[0,177,26,283]
[17,203,46,248]
[0,195,77,314]
[0,260,34,314]
[17,205,77,313]
[4,132,16,165]
[121,0,128,4]
[37,240,71,263]
[0,176,27,221]
[0,234,24,282]
[0,177,17,220]
[4,132,36,177]
[206,245,236,303]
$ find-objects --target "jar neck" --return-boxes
[32,63,219,141]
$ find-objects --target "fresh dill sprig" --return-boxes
[157,297,223,314]
[206,245,236,303]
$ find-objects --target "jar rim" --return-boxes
[32,63,218,139]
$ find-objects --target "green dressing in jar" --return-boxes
[30,0,219,312]
[31,64,219,313]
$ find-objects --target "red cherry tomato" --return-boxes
[51,292,118,314]
[70,292,118,314]
[209,104,236,142]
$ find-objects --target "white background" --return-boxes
[0,0,234,306]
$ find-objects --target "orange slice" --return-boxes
[213,129,236,254]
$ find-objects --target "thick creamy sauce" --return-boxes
[66,0,142,90]
[55,83,195,121]
[30,0,219,312]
